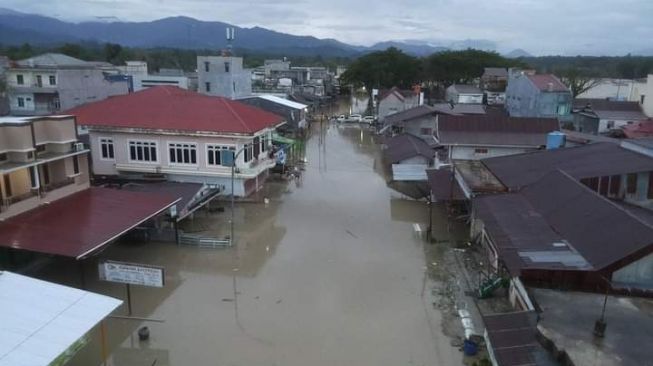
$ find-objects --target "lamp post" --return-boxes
[230,144,249,246]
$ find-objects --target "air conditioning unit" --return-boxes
[74,142,85,152]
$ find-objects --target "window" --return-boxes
[253,136,260,158]
[29,166,38,188]
[557,104,569,115]
[244,144,253,163]
[41,164,50,185]
[204,61,210,72]
[168,143,197,165]
[49,75,56,85]
[72,155,80,175]
[36,144,46,153]
[16,74,24,85]
[0,153,6,162]
[261,135,267,152]
[420,128,432,136]
[129,141,158,162]
[3,174,12,197]
[99,138,115,160]
[207,145,235,166]
[474,148,489,154]
[36,75,42,87]
[205,82,211,92]
[627,173,637,194]
[224,62,230,73]
[609,175,621,196]
[606,121,615,129]
[17,97,25,108]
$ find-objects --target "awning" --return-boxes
[0,271,122,366]
[272,133,299,146]
[0,187,180,259]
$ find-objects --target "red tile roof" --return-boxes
[622,120,653,138]
[527,74,569,92]
[0,187,179,259]
[66,86,285,135]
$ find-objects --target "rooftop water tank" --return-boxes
[546,131,566,150]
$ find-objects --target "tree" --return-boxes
[558,67,600,97]
[103,43,124,64]
[339,47,421,91]
[422,49,525,86]
[57,43,85,59]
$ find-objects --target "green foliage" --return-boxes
[522,55,653,79]
[340,47,422,90]
[423,49,525,86]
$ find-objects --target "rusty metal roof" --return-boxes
[0,188,179,259]
[437,115,559,147]
[483,142,653,190]
[483,311,547,366]
[383,133,434,164]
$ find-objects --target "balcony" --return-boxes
[10,83,58,94]
[42,177,75,193]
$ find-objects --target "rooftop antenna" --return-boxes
[226,27,235,56]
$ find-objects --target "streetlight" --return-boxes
[230,144,249,246]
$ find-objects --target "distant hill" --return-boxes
[505,49,533,58]
[368,41,448,56]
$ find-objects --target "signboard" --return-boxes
[99,260,165,288]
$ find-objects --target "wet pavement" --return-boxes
[34,97,462,366]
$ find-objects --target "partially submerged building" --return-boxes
[383,133,434,181]
[5,53,130,116]
[68,86,285,197]
[377,87,423,123]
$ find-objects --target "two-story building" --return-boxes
[0,115,90,220]
[5,53,130,116]
[67,86,285,197]
[445,84,484,104]
[505,70,572,122]
[377,87,423,123]
[197,55,252,99]
[480,67,508,105]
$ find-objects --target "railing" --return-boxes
[178,231,231,248]
[3,190,38,206]
[42,177,75,192]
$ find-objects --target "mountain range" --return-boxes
[0,8,530,58]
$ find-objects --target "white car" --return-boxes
[361,115,376,124]
[336,115,346,123]
[346,114,362,123]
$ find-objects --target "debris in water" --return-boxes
[222,298,234,302]
[264,198,270,205]
[345,229,358,239]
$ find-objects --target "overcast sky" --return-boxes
[3,0,652,55]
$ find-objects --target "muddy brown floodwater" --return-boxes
[43,98,461,366]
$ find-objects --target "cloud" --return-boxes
[1,0,651,55]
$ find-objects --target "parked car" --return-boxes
[336,115,346,123]
[348,114,362,122]
[361,115,376,124]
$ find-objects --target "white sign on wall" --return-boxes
[99,260,165,288]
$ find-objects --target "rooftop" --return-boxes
[437,115,559,147]
[431,103,487,116]
[0,271,121,366]
[383,105,436,125]
[426,169,465,201]
[248,95,308,110]
[527,74,569,93]
[474,170,653,273]
[0,187,180,259]
[0,115,73,125]
[449,84,483,94]
[15,53,92,69]
[621,121,653,139]
[483,311,554,366]
[573,98,644,112]
[383,133,434,164]
[483,142,653,190]
[66,86,285,135]
[534,288,653,366]
[482,67,509,78]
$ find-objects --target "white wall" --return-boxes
[577,78,643,101]
[457,94,484,104]
[450,145,533,160]
[612,251,653,290]
[597,118,639,133]
[643,75,653,117]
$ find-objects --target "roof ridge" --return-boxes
[220,97,253,134]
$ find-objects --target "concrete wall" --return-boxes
[0,125,33,152]
[197,56,252,99]
[450,145,533,160]
[577,78,645,101]
[506,73,572,121]
[612,251,653,290]
[57,69,129,111]
[133,74,189,91]
[401,115,437,140]
[643,75,653,117]
[33,117,77,144]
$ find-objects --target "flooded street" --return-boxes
[42,97,461,366]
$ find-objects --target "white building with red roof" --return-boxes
[67,86,286,196]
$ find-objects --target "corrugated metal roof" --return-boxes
[384,105,436,125]
[16,53,90,68]
[431,103,486,115]
[450,84,482,94]
[483,311,548,366]
[392,164,428,181]
[573,98,643,112]
[483,142,653,190]
[0,272,121,366]
[383,133,434,164]
[437,115,559,147]
[483,67,509,78]
[527,74,569,92]
[0,187,180,259]
[426,169,465,200]
[256,95,308,110]
[67,86,285,135]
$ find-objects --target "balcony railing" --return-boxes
[42,177,75,193]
